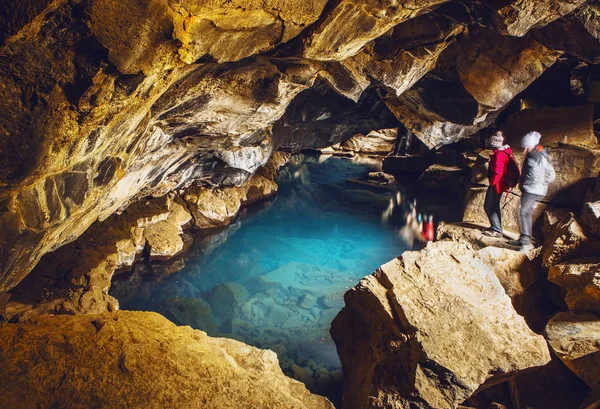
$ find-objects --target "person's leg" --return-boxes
[484,186,502,233]
[519,192,542,244]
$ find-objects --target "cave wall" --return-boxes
[1,0,599,294]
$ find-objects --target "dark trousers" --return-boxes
[520,192,543,244]
[484,186,502,233]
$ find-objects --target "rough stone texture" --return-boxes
[143,200,192,260]
[548,258,600,314]
[338,129,397,155]
[303,0,450,61]
[582,201,600,238]
[477,247,540,299]
[545,311,600,389]
[331,241,551,409]
[0,311,334,409]
[542,213,593,268]
[385,29,561,148]
[341,14,463,97]
[504,105,597,148]
[171,0,328,64]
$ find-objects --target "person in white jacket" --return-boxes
[509,131,556,251]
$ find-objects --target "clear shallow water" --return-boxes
[114,153,409,396]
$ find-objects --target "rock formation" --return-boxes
[0,311,334,409]
[331,241,550,409]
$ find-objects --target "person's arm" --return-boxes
[489,152,507,193]
[544,157,556,185]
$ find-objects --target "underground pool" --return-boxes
[112,153,413,397]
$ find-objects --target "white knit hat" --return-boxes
[488,133,504,149]
[522,131,541,149]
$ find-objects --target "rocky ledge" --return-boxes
[0,310,334,409]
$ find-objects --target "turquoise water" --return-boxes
[114,154,409,396]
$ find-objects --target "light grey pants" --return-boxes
[520,192,543,244]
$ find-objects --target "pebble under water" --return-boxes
[114,154,411,399]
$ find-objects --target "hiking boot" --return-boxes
[519,243,534,252]
[482,229,503,238]
[508,239,522,247]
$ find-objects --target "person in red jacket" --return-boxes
[483,130,513,238]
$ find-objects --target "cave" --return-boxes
[1,1,600,409]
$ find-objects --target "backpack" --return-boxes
[502,153,521,190]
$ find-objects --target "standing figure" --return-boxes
[509,131,556,252]
[483,130,516,238]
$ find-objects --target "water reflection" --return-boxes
[113,153,410,398]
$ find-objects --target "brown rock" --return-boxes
[332,241,550,409]
[0,311,334,409]
[545,311,600,389]
[582,201,600,238]
[143,201,192,260]
[303,0,450,61]
[477,247,540,299]
[339,129,397,154]
[504,105,597,148]
[418,164,467,193]
[548,258,600,314]
[542,213,590,268]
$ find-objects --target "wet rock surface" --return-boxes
[0,311,334,409]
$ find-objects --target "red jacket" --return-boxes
[488,146,513,194]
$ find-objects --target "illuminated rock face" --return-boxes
[0,0,597,294]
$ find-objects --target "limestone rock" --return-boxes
[545,311,600,389]
[582,201,600,238]
[504,105,597,148]
[143,201,192,260]
[0,311,334,409]
[542,213,591,268]
[477,247,540,299]
[548,258,600,314]
[331,241,551,409]
[303,0,450,61]
[171,0,328,64]
[339,129,397,155]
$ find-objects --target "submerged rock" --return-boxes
[331,241,550,409]
[0,311,334,409]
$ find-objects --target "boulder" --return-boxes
[160,296,219,334]
[582,201,600,238]
[0,311,333,409]
[504,105,597,148]
[548,258,600,314]
[206,282,250,332]
[543,208,572,238]
[545,311,600,389]
[542,213,592,268]
[331,241,551,409]
[477,247,540,299]
[143,201,192,260]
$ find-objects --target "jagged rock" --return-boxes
[418,164,467,193]
[273,82,400,150]
[367,172,395,186]
[303,0,450,61]
[542,213,592,268]
[385,29,561,148]
[545,311,600,389]
[582,201,600,238]
[331,241,551,409]
[477,247,540,299]
[341,14,463,97]
[339,129,397,154]
[543,208,572,238]
[504,105,597,148]
[0,311,334,409]
[171,0,328,64]
[548,258,600,314]
[143,201,192,260]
